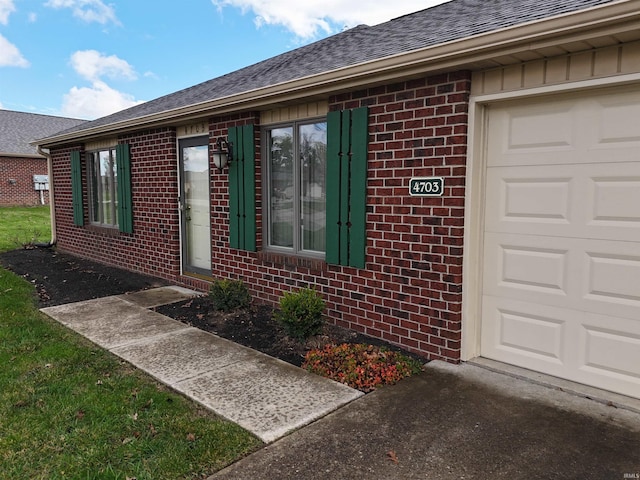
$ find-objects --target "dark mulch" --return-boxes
[153,298,366,367]
[1,247,423,368]
[0,246,168,307]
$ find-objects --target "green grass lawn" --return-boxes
[0,205,52,251]
[0,208,261,478]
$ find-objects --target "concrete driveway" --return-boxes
[212,361,640,480]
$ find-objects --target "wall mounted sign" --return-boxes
[177,121,208,138]
[409,177,444,196]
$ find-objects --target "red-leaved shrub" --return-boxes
[302,343,422,393]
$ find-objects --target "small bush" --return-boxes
[273,287,325,340]
[209,279,251,312]
[303,343,423,392]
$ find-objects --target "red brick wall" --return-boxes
[50,71,471,362]
[210,112,262,278]
[0,156,50,206]
[331,71,470,361]
[51,129,186,284]
[208,71,471,362]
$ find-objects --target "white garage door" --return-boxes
[481,87,640,399]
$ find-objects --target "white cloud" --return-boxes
[61,80,144,119]
[0,0,15,25]
[0,1,29,68]
[63,50,142,119]
[28,12,37,22]
[44,0,119,25]
[70,50,136,82]
[212,0,448,39]
[0,33,29,67]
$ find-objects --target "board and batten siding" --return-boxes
[472,41,640,95]
[261,101,329,125]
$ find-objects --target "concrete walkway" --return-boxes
[40,286,363,443]
[40,286,640,479]
[212,361,640,480]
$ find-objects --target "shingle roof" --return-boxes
[48,0,618,139]
[0,110,85,156]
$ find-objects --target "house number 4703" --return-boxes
[409,177,444,196]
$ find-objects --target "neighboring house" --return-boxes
[0,110,85,206]
[36,0,640,400]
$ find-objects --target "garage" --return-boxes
[479,86,640,399]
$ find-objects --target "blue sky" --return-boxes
[0,0,449,120]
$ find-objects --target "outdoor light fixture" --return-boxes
[212,137,233,172]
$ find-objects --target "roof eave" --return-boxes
[0,151,45,159]
[35,0,639,148]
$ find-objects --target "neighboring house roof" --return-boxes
[39,0,624,143]
[0,110,85,157]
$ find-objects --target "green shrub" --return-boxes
[209,279,251,312]
[303,343,423,392]
[273,287,325,340]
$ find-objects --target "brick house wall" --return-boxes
[0,156,50,206]
[212,71,471,362]
[209,71,470,361]
[51,130,190,286]
[330,71,470,361]
[50,70,471,362]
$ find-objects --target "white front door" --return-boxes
[480,87,640,398]
[179,137,211,276]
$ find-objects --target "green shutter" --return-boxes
[116,144,133,234]
[325,106,369,268]
[325,111,341,265]
[242,126,256,251]
[349,107,369,268]
[228,125,256,251]
[228,127,240,248]
[70,150,84,226]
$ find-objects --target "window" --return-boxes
[88,147,118,227]
[265,120,327,255]
[230,107,367,262]
[70,144,132,232]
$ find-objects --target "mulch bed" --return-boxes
[0,246,422,368]
[153,298,369,367]
[0,247,168,307]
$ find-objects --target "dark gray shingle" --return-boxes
[0,110,85,156]
[48,0,618,139]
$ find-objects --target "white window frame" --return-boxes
[87,147,119,227]
[263,118,327,257]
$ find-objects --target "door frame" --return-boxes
[178,135,211,277]
[461,73,640,361]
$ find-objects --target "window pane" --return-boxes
[112,148,118,226]
[182,144,211,269]
[87,149,118,227]
[300,123,327,252]
[99,151,112,224]
[269,127,294,248]
[89,153,100,222]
